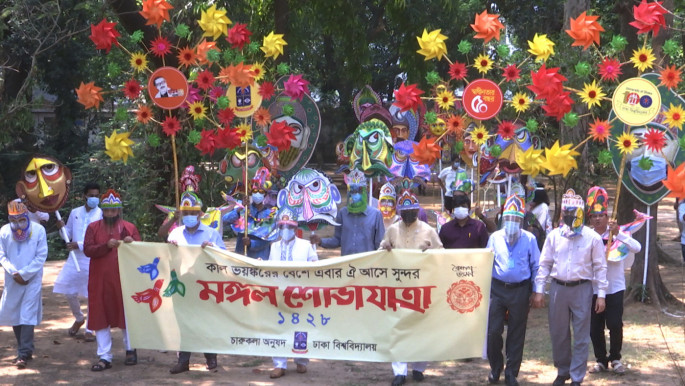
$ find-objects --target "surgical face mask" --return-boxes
[503,220,521,236]
[182,215,199,228]
[453,207,469,220]
[280,227,295,241]
[251,192,265,204]
[630,154,667,187]
[86,196,100,209]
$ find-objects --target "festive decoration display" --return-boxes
[16,155,72,212]
[277,168,341,231]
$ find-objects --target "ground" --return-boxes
[1,181,684,385]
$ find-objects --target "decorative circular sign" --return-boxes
[148,67,188,110]
[611,77,661,126]
[228,83,263,118]
[462,79,503,120]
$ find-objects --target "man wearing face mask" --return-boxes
[83,189,141,371]
[167,189,225,374]
[439,194,489,249]
[268,209,317,378]
[379,185,442,386]
[485,195,540,386]
[0,200,48,369]
[532,189,607,386]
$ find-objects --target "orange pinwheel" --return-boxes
[565,11,604,50]
[663,163,685,198]
[195,39,218,65]
[139,0,173,28]
[411,137,441,166]
[75,82,104,109]
[471,11,504,43]
[224,62,254,88]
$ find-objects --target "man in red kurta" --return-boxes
[84,189,140,371]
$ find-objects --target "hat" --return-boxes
[586,186,608,215]
[277,207,298,227]
[561,189,584,211]
[502,194,525,218]
[395,178,419,212]
[379,182,396,202]
[343,168,367,187]
[8,200,28,216]
[100,189,123,209]
[250,167,273,192]
[179,189,202,211]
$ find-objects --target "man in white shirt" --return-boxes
[54,182,102,341]
[532,189,607,386]
[585,186,640,375]
[437,161,460,213]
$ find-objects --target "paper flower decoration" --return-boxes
[527,34,555,62]
[497,121,516,139]
[195,129,218,155]
[216,107,236,126]
[89,19,120,53]
[659,65,682,89]
[471,11,504,43]
[630,46,656,72]
[643,128,667,152]
[511,92,532,113]
[177,46,197,67]
[516,147,545,177]
[139,0,173,27]
[188,102,207,120]
[449,62,468,80]
[470,125,491,146]
[283,74,310,101]
[250,62,266,81]
[615,132,639,155]
[663,103,685,130]
[266,120,296,151]
[195,39,218,65]
[258,81,275,100]
[541,141,579,177]
[473,54,493,74]
[565,11,604,50]
[416,29,448,61]
[196,69,215,90]
[528,64,566,99]
[446,114,465,134]
[226,23,252,49]
[411,137,441,165]
[136,105,152,124]
[598,58,622,82]
[577,80,606,109]
[663,163,685,198]
[150,36,172,57]
[588,118,611,142]
[161,116,181,136]
[223,62,254,88]
[629,0,667,36]
[75,82,104,109]
[502,64,520,82]
[123,79,141,100]
[105,130,135,163]
[436,89,456,110]
[261,32,287,59]
[541,92,573,121]
[253,107,271,127]
[216,127,241,149]
[198,5,231,40]
[393,83,424,112]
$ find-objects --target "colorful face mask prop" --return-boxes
[389,140,431,181]
[353,85,392,128]
[378,182,397,220]
[586,186,608,216]
[389,104,419,143]
[494,125,539,174]
[16,155,72,212]
[180,165,201,193]
[344,169,368,214]
[344,119,394,178]
[277,168,341,231]
[8,200,30,241]
[219,144,264,189]
[561,189,585,235]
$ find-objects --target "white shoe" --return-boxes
[611,360,625,374]
[588,362,607,373]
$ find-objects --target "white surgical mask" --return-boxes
[251,192,265,204]
[280,228,295,241]
[453,207,469,220]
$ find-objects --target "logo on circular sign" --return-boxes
[446,280,483,314]
[228,83,263,118]
[148,67,188,110]
[611,77,661,126]
[462,79,503,120]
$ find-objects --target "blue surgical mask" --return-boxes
[630,155,667,186]
[86,196,100,209]
[251,192,265,204]
[182,215,199,228]
[280,228,295,241]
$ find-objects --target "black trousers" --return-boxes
[590,291,624,367]
[178,351,217,363]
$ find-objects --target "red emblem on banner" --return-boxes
[462,79,503,120]
[446,280,483,313]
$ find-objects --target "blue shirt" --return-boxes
[320,206,385,256]
[486,229,540,283]
[222,203,274,259]
[167,223,226,249]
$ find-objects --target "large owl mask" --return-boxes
[344,119,394,178]
[277,168,341,230]
[16,155,72,212]
[219,144,264,189]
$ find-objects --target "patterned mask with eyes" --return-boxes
[16,155,72,212]
[219,144,264,190]
[344,119,394,178]
[494,125,539,174]
[389,140,431,181]
[277,168,341,230]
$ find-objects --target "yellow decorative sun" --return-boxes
[516,147,545,178]
[527,33,555,62]
[104,130,135,164]
[615,132,639,155]
[236,123,253,141]
[435,89,456,110]
[188,101,207,120]
[540,141,579,177]
[470,125,491,146]
[510,92,531,113]
[577,80,606,109]
[473,54,493,74]
[416,29,448,61]
[663,103,685,130]
[130,52,148,73]
[630,46,656,72]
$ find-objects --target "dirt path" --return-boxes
[1,184,684,385]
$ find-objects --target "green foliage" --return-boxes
[663,39,680,58]
[453,141,464,154]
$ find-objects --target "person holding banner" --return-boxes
[268,209,318,378]
[485,194,540,386]
[532,189,607,386]
[0,200,48,369]
[167,189,225,374]
[379,184,442,386]
[83,189,141,371]
[585,187,640,375]
[54,182,102,342]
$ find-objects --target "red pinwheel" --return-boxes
[131,280,164,313]
[195,129,218,155]
[283,74,310,101]
[226,23,252,50]
[217,107,236,126]
[527,64,567,100]
[411,137,441,166]
[266,120,296,151]
[89,19,120,53]
[216,127,242,150]
[629,0,667,35]
[393,83,424,112]
[541,92,573,121]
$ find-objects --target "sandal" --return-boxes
[91,359,112,372]
[68,320,85,337]
[124,350,137,366]
[84,332,95,342]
